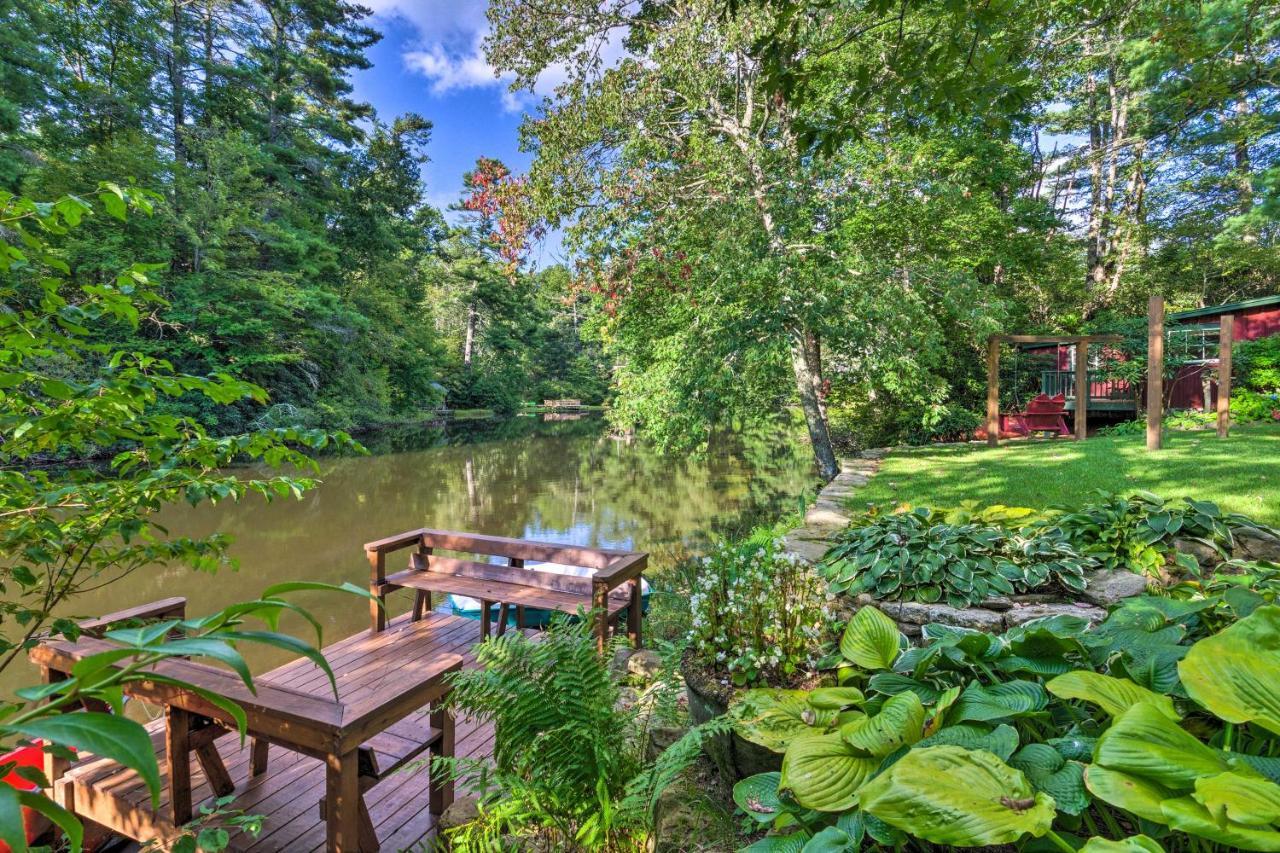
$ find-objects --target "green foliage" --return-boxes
[687,532,835,687]
[1044,491,1259,576]
[0,187,361,672]
[434,616,721,851]
[1237,334,1280,393]
[821,506,1093,608]
[0,583,372,852]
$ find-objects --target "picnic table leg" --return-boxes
[627,578,643,649]
[325,749,361,853]
[166,707,193,826]
[428,705,455,816]
[250,738,270,776]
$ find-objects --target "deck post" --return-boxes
[1218,313,1234,438]
[368,549,386,633]
[166,706,193,825]
[1147,295,1164,450]
[986,336,1000,447]
[1075,339,1089,440]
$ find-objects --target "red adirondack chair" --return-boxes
[1015,393,1070,436]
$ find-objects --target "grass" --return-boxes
[854,423,1280,527]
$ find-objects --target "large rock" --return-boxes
[804,502,851,528]
[782,535,832,565]
[650,787,710,853]
[438,796,480,834]
[1234,527,1280,563]
[875,601,1004,632]
[1080,570,1149,607]
[627,649,664,682]
[1172,537,1222,570]
[1004,602,1106,628]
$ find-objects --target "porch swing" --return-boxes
[1002,343,1069,437]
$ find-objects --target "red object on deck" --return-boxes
[1015,394,1070,436]
[0,742,47,852]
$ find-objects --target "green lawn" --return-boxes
[854,424,1280,527]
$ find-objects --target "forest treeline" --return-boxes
[2,0,1278,460]
[0,0,608,433]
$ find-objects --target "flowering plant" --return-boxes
[687,533,834,687]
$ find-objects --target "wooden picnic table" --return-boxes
[32,611,463,852]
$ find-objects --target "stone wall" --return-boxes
[782,449,1152,635]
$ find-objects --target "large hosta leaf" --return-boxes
[1161,795,1280,851]
[842,692,925,757]
[1093,702,1229,789]
[734,773,784,824]
[807,687,865,711]
[734,689,831,753]
[1046,671,1180,721]
[1193,770,1280,826]
[918,723,1019,761]
[780,732,879,813]
[951,680,1048,722]
[1009,744,1089,815]
[1084,766,1173,823]
[840,606,901,671]
[857,745,1055,846]
[1080,836,1164,852]
[1179,605,1280,736]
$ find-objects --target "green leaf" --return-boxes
[799,827,854,853]
[740,832,810,853]
[733,689,828,753]
[4,713,161,804]
[917,723,1019,761]
[951,680,1047,722]
[1085,766,1174,823]
[1193,770,1280,826]
[1079,835,1164,852]
[807,687,865,710]
[733,773,784,824]
[780,732,878,813]
[840,607,900,671]
[0,785,27,853]
[1046,671,1180,721]
[841,692,925,757]
[1009,744,1088,815]
[1179,605,1280,736]
[857,746,1056,846]
[1093,702,1229,790]
[17,790,83,853]
[1161,795,1280,851]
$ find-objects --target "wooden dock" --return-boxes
[66,613,504,852]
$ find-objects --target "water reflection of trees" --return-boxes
[33,415,816,686]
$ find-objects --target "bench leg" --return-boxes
[480,600,493,641]
[411,590,428,622]
[429,705,455,816]
[250,738,270,776]
[370,584,387,633]
[326,749,362,853]
[496,603,509,637]
[515,605,525,630]
[195,741,235,797]
[166,707,193,825]
[627,578,643,649]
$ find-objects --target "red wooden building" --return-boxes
[1164,294,1280,410]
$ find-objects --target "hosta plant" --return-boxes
[820,507,1093,608]
[730,603,1280,851]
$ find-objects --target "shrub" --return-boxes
[1229,387,1280,422]
[687,531,834,687]
[821,507,1093,608]
[1236,332,1280,392]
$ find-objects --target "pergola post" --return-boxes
[1147,295,1164,451]
[1074,339,1089,440]
[1217,313,1234,438]
[986,336,1000,447]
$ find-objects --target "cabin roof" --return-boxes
[1170,294,1280,322]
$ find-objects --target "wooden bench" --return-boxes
[33,601,461,852]
[365,529,647,650]
[541,399,581,410]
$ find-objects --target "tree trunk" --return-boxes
[790,325,839,480]
[463,301,477,367]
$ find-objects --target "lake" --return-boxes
[13,414,816,692]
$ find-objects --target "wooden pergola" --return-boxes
[984,333,1123,447]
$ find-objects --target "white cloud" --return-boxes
[369,0,628,114]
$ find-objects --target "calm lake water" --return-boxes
[13,414,816,692]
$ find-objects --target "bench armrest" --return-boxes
[592,553,647,591]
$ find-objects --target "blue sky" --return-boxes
[349,1,573,262]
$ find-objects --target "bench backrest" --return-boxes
[1026,393,1066,414]
[410,551,594,595]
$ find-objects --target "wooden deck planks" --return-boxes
[60,612,509,852]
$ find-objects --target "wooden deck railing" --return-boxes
[364,529,646,650]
